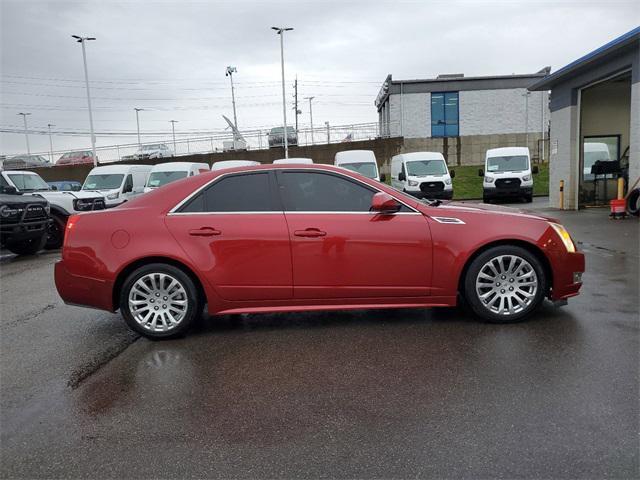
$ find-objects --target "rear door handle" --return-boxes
[189,227,221,237]
[294,228,326,238]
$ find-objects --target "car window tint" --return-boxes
[279,171,376,212]
[180,172,274,213]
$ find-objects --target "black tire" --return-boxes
[120,263,202,340]
[463,245,547,323]
[524,194,533,203]
[483,196,490,204]
[6,234,47,255]
[627,188,640,217]
[45,214,66,249]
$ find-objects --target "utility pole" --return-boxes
[47,123,55,163]
[523,91,531,147]
[71,35,97,167]
[325,121,330,144]
[134,108,144,150]
[272,26,294,158]
[18,112,31,155]
[225,66,238,129]
[293,76,299,134]
[169,120,178,153]
[305,96,315,145]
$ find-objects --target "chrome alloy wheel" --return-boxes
[475,254,538,316]
[128,273,189,332]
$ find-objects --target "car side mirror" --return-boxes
[370,192,401,214]
[1,186,17,195]
[478,168,484,177]
[379,173,386,182]
[450,170,455,178]
[72,185,81,191]
[532,165,539,174]
[398,172,406,181]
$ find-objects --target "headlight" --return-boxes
[484,176,494,183]
[73,198,95,211]
[522,175,531,182]
[107,192,119,200]
[549,222,576,253]
[408,180,418,187]
[445,178,452,185]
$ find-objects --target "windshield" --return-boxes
[83,174,124,190]
[487,155,529,172]
[6,173,50,191]
[406,160,447,176]
[147,171,187,188]
[340,162,378,179]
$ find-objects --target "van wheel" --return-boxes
[6,235,46,255]
[45,214,66,249]
[463,245,546,323]
[120,263,202,339]
[524,195,533,203]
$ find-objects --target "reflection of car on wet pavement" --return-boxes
[55,164,584,340]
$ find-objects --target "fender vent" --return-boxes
[432,216,465,224]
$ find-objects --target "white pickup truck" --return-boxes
[0,170,106,249]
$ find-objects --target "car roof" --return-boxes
[273,158,313,164]
[149,162,207,172]
[395,152,445,161]
[88,164,152,174]
[335,150,376,163]
[486,147,530,157]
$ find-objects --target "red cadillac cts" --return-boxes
[55,164,585,339]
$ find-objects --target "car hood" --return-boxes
[422,200,559,223]
[38,191,105,200]
[0,193,48,205]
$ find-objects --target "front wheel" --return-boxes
[120,263,202,339]
[45,214,66,249]
[463,245,546,323]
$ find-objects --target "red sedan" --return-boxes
[55,164,584,339]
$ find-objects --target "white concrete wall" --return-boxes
[629,81,640,188]
[549,105,580,210]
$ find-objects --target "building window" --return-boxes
[431,92,459,137]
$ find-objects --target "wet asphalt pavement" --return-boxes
[1,199,638,479]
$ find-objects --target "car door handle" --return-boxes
[294,228,326,238]
[189,227,221,237]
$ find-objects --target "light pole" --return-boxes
[134,108,144,150]
[47,123,55,163]
[17,112,31,155]
[272,26,293,158]
[169,120,178,153]
[71,35,97,167]
[305,96,315,145]
[225,66,238,129]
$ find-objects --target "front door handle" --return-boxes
[294,228,326,238]
[189,227,221,237]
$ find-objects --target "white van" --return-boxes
[391,152,454,200]
[211,160,260,171]
[83,164,152,207]
[144,162,208,193]
[480,147,537,203]
[334,150,381,181]
[583,142,612,181]
[273,158,313,164]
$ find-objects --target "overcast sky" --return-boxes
[1,0,638,158]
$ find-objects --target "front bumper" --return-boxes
[405,189,453,200]
[484,186,533,199]
[54,261,115,311]
[548,250,586,301]
[0,219,50,245]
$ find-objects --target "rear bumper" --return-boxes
[54,261,115,312]
[548,250,586,301]
[484,186,532,199]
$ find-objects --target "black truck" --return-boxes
[0,193,51,255]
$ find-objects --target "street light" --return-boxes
[71,35,97,167]
[47,124,55,163]
[225,66,238,129]
[169,120,178,153]
[305,96,315,145]
[134,108,144,150]
[17,113,31,155]
[272,26,294,158]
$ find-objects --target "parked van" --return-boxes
[83,164,152,207]
[479,147,537,203]
[390,152,454,199]
[211,160,260,171]
[334,150,381,181]
[273,158,313,164]
[583,142,612,181]
[144,162,208,193]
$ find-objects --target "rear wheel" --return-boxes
[463,245,546,323]
[120,263,202,339]
[6,234,46,255]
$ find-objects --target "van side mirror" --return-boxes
[123,183,133,193]
[398,172,406,181]
[478,168,484,177]
[450,170,455,178]
[370,192,401,214]
[532,165,539,174]
[379,173,386,182]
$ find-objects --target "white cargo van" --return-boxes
[83,164,152,207]
[144,162,208,193]
[273,158,313,164]
[390,152,454,200]
[334,150,381,181]
[583,142,612,181]
[211,160,260,171]
[480,147,537,203]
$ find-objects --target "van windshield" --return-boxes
[83,174,124,190]
[147,171,188,187]
[487,155,529,172]
[340,162,377,179]
[406,160,447,176]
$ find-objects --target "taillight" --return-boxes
[63,214,80,248]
